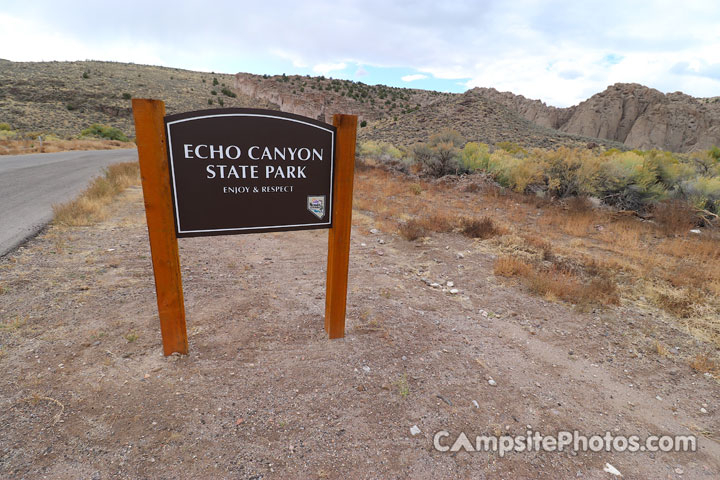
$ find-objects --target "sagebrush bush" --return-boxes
[461,217,499,239]
[80,124,129,142]
[398,219,427,241]
[412,129,464,177]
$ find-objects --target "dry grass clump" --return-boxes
[689,353,718,375]
[494,254,619,307]
[565,196,595,214]
[494,255,533,277]
[657,236,720,261]
[522,235,554,261]
[0,138,133,156]
[53,162,140,226]
[461,216,500,239]
[398,219,427,241]
[654,289,702,318]
[653,200,698,235]
[421,212,457,233]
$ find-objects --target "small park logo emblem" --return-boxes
[307,195,326,219]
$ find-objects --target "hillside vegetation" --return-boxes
[0,59,271,138]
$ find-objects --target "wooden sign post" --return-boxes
[133,99,188,355]
[325,114,357,338]
[132,99,357,355]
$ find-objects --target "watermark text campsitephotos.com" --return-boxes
[433,430,696,457]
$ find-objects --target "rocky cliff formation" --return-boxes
[475,84,720,152]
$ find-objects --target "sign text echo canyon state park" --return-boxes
[133,100,357,355]
[165,108,336,236]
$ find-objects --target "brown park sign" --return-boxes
[165,109,336,237]
[133,100,357,355]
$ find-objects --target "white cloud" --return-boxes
[312,62,347,76]
[401,74,428,82]
[2,1,720,106]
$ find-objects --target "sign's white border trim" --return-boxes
[166,113,335,234]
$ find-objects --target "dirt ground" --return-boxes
[1,185,718,479]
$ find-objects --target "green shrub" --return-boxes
[80,124,129,142]
[220,87,237,98]
[0,122,11,131]
[359,141,404,162]
[121,93,132,100]
[496,141,526,155]
[360,120,367,128]
[212,77,219,86]
[210,90,217,95]
[460,142,490,172]
[0,129,17,140]
[218,98,224,107]
[208,99,213,105]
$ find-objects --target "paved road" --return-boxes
[0,149,138,257]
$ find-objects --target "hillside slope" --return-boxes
[477,84,720,152]
[0,60,272,137]
[2,60,718,152]
[359,88,625,149]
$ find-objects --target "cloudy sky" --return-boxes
[1,0,719,107]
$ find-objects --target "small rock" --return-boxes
[410,425,421,436]
[360,242,367,247]
[449,289,459,294]
[700,407,708,414]
[704,372,713,379]
[675,467,684,474]
[603,463,622,476]
[690,229,701,234]
[401,356,407,361]
[446,281,454,287]
[456,252,464,259]
[488,378,497,387]
[656,395,662,401]
[362,365,371,373]
[378,239,385,244]
[479,310,489,317]
[472,400,480,409]
[370,228,379,234]
[430,282,441,288]
[376,250,384,256]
